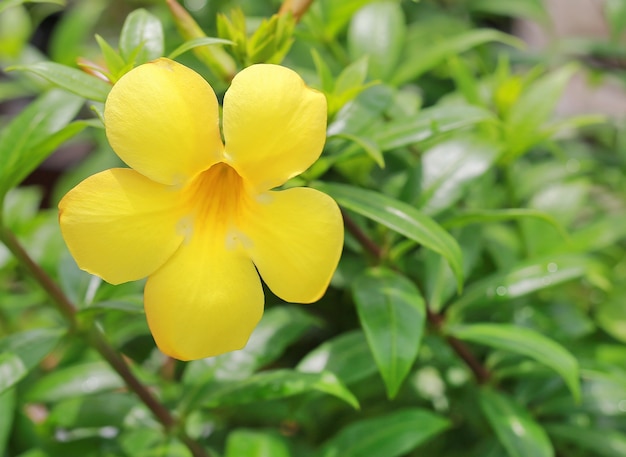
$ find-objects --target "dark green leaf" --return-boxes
[352,268,425,398]
[0,388,15,452]
[225,430,291,457]
[319,408,450,457]
[119,8,164,64]
[468,0,549,24]
[198,370,359,409]
[449,324,580,400]
[0,328,65,394]
[479,389,554,457]
[315,182,464,289]
[7,62,111,102]
[546,424,626,457]
[297,330,377,384]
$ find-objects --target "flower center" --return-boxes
[179,162,250,247]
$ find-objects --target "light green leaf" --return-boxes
[479,388,554,457]
[167,37,234,60]
[119,8,164,64]
[328,133,383,167]
[376,104,495,151]
[7,62,110,101]
[547,424,626,457]
[449,324,580,400]
[319,408,450,457]
[315,182,464,289]
[197,370,359,410]
[606,0,626,39]
[347,1,406,80]
[0,0,64,16]
[418,135,501,215]
[352,268,425,398]
[0,328,65,394]
[392,29,523,86]
[26,361,124,402]
[225,430,291,457]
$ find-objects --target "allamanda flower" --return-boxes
[59,58,343,361]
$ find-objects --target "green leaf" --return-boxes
[7,61,111,102]
[0,328,65,394]
[225,430,291,457]
[297,330,377,385]
[0,0,65,16]
[319,408,450,457]
[469,0,549,25]
[26,361,124,402]
[606,0,626,39]
[0,388,15,452]
[198,370,359,410]
[329,133,383,167]
[376,104,495,151]
[448,324,580,401]
[442,208,568,240]
[418,135,501,215]
[546,424,626,457]
[184,306,320,384]
[352,268,425,398]
[347,1,406,80]
[167,37,234,60]
[504,65,578,160]
[315,182,464,289]
[448,254,592,314]
[119,8,164,65]
[479,389,554,457]
[0,90,84,200]
[392,29,523,86]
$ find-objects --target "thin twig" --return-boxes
[0,225,210,457]
[278,0,315,22]
[342,214,491,384]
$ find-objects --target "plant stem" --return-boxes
[279,0,315,22]
[341,213,491,384]
[0,225,210,457]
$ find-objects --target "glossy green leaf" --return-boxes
[198,370,358,409]
[0,90,83,201]
[448,254,592,315]
[184,306,321,385]
[376,104,495,151]
[0,328,64,394]
[225,430,291,457]
[26,361,124,402]
[418,135,501,215]
[319,408,450,457]
[167,37,234,60]
[546,424,626,457]
[315,182,464,289]
[8,62,111,102]
[297,330,376,385]
[0,388,15,452]
[392,29,523,86]
[479,388,554,457]
[347,1,406,80]
[449,324,580,400]
[119,8,164,64]
[352,268,425,398]
[329,133,383,167]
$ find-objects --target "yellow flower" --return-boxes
[59,58,343,361]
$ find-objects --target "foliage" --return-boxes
[1,0,626,456]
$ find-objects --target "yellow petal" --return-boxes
[222,64,327,192]
[246,187,343,303]
[104,58,223,186]
[144,232,264,360]
[58,169,184,285]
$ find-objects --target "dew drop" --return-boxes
[496,286,508,296]
[547,262,558,273]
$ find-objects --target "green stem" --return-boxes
[0,225,210,457]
